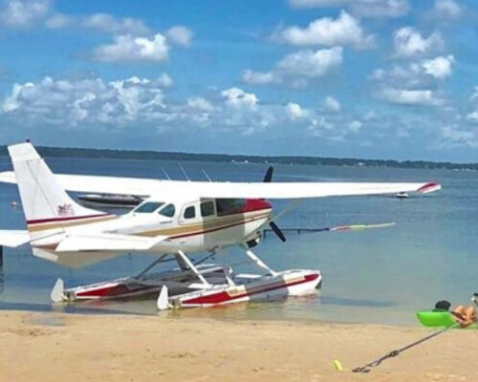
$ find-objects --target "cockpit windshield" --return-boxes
[133,201,164,213]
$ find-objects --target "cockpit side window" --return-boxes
[158,204,176,218]
[134,202,164,213]
[200,201,215,217]
[216,199,246,216]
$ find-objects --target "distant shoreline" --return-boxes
[0,145,476,171]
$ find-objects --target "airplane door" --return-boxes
[179,204,200,225]
[178,203,202,249]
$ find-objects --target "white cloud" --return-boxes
[350,0,409,18]
[45,13,69,29]
[393,27,443,58]
[155,73,173,87]
[187,97,215,112]
[0,0,49,28]
[243,47,343,87]
[380,88,443,106]
[274,11,374,49]
[0,76,171,126]
[0,75,372,144]
[432,0,461,19]
[371,55,455,89]
[288,0,409,18]
[166,26,193,47]
[466,87,478,123]
[221,87,258,108]
[242,70,279,85]
[421,55,454,79]
[277,47,343,77]
[93,34,169,62]
[82,13,149,35]
[348,120,362,132]
[289,0,349,6]
[440,126,477,148]
[467,111,478,123]
[324,96,341,111]
[285,102,309,119]
[470,86,478,102]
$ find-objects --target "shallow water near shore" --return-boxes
[0,155,476,325]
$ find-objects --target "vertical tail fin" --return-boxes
[8,143,107,239]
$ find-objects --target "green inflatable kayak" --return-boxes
[416,310,457,327]
[417,310,478,328]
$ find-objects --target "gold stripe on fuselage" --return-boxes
[138,210,271,238]
[27,215,118,233]
[26,209,271,238]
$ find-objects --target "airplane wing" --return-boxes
[0,170,440,199]
[0,230,30,248]
[55,233,168,252]
[0,171,159,197]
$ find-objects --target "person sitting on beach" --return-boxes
[434,300,477,327]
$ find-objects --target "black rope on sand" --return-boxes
[352,324,459,373]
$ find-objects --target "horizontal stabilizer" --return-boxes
[0,230,30,248]
[55,233,167,252]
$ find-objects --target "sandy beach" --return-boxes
[1,311,477,382]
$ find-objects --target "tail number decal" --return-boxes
[57,204,74,217]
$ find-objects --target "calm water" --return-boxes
[0,156,475,325]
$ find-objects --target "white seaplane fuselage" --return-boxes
[29,195,273,255]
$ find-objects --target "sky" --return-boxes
[0,0,478,162]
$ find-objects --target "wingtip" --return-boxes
[417,182,441,194]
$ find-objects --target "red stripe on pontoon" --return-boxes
[181,273,320,305]
[76,284,155,298]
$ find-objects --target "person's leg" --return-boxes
[465,306,476,322]
[452,305,467,326]
[454,305,465,316]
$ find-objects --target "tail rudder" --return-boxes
[8,143,107,238]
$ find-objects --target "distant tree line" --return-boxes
[0,145,476,171]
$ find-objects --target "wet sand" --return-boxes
[1,310,477,382]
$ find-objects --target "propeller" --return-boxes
[263,166,273,183]
[269,220,286,242]
[262,166,286,242]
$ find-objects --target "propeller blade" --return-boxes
[269,221,286,242]
[263,166,273,183]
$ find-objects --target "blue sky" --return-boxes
[0,0,478,161]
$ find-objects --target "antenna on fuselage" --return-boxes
[161,167,171,180]
[202,169,212,182]
[178,162,190,181]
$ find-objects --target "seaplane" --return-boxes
[0,143,441,310]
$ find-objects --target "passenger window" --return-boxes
[200,201,215,217]
[158,204,175,218]
[183,206,196,219]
